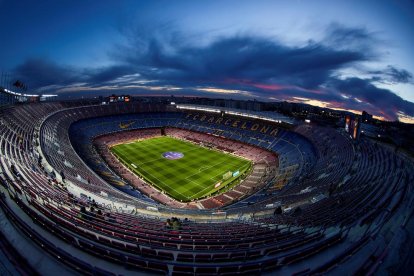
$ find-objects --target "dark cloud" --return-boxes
[15,29,369,91]
[84,65,135,84]
[14,58,84,88]
[369,65,413,84]
[121,35,368,89]
[327,77,414,120]
[12,24,414,122]
[323,23,380,54]
[14,59,134,88]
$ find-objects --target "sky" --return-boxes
[0,0,413,123]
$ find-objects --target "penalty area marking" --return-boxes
[188,159,248,199]
[198,166,210,172]
[134,165,191,201]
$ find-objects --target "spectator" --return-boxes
[78,206,87,219]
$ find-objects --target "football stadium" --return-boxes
[1,1,414,276]
[0,97,413,275]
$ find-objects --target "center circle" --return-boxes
[162,151,184,160]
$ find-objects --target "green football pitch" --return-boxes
[110,136,251,202]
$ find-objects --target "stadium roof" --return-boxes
[175,104,295,124]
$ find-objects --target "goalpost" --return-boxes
[222,171,232,180]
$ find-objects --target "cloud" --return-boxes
[327,77,414,120]
[85,65,135,84]
[118,34,368,90]
[322,23,381,55]
[14,58,84,88]
[12,24,414,122]
[14,59,135,89]
[14,28,370,92]
[369,65,413,84]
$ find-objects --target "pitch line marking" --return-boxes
[127,140,201,166]
[184,159,229,181]
[113,151,192,200]
[177,158,245,199]
[136,166,191,200]
[189,160,250,199]
[113,137,251,201]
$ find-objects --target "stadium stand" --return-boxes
[0,100,413,275]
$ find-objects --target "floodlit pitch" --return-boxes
[110,136,251,202]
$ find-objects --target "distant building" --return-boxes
[361,111,373,123]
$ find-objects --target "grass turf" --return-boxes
[110,136,251,202]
